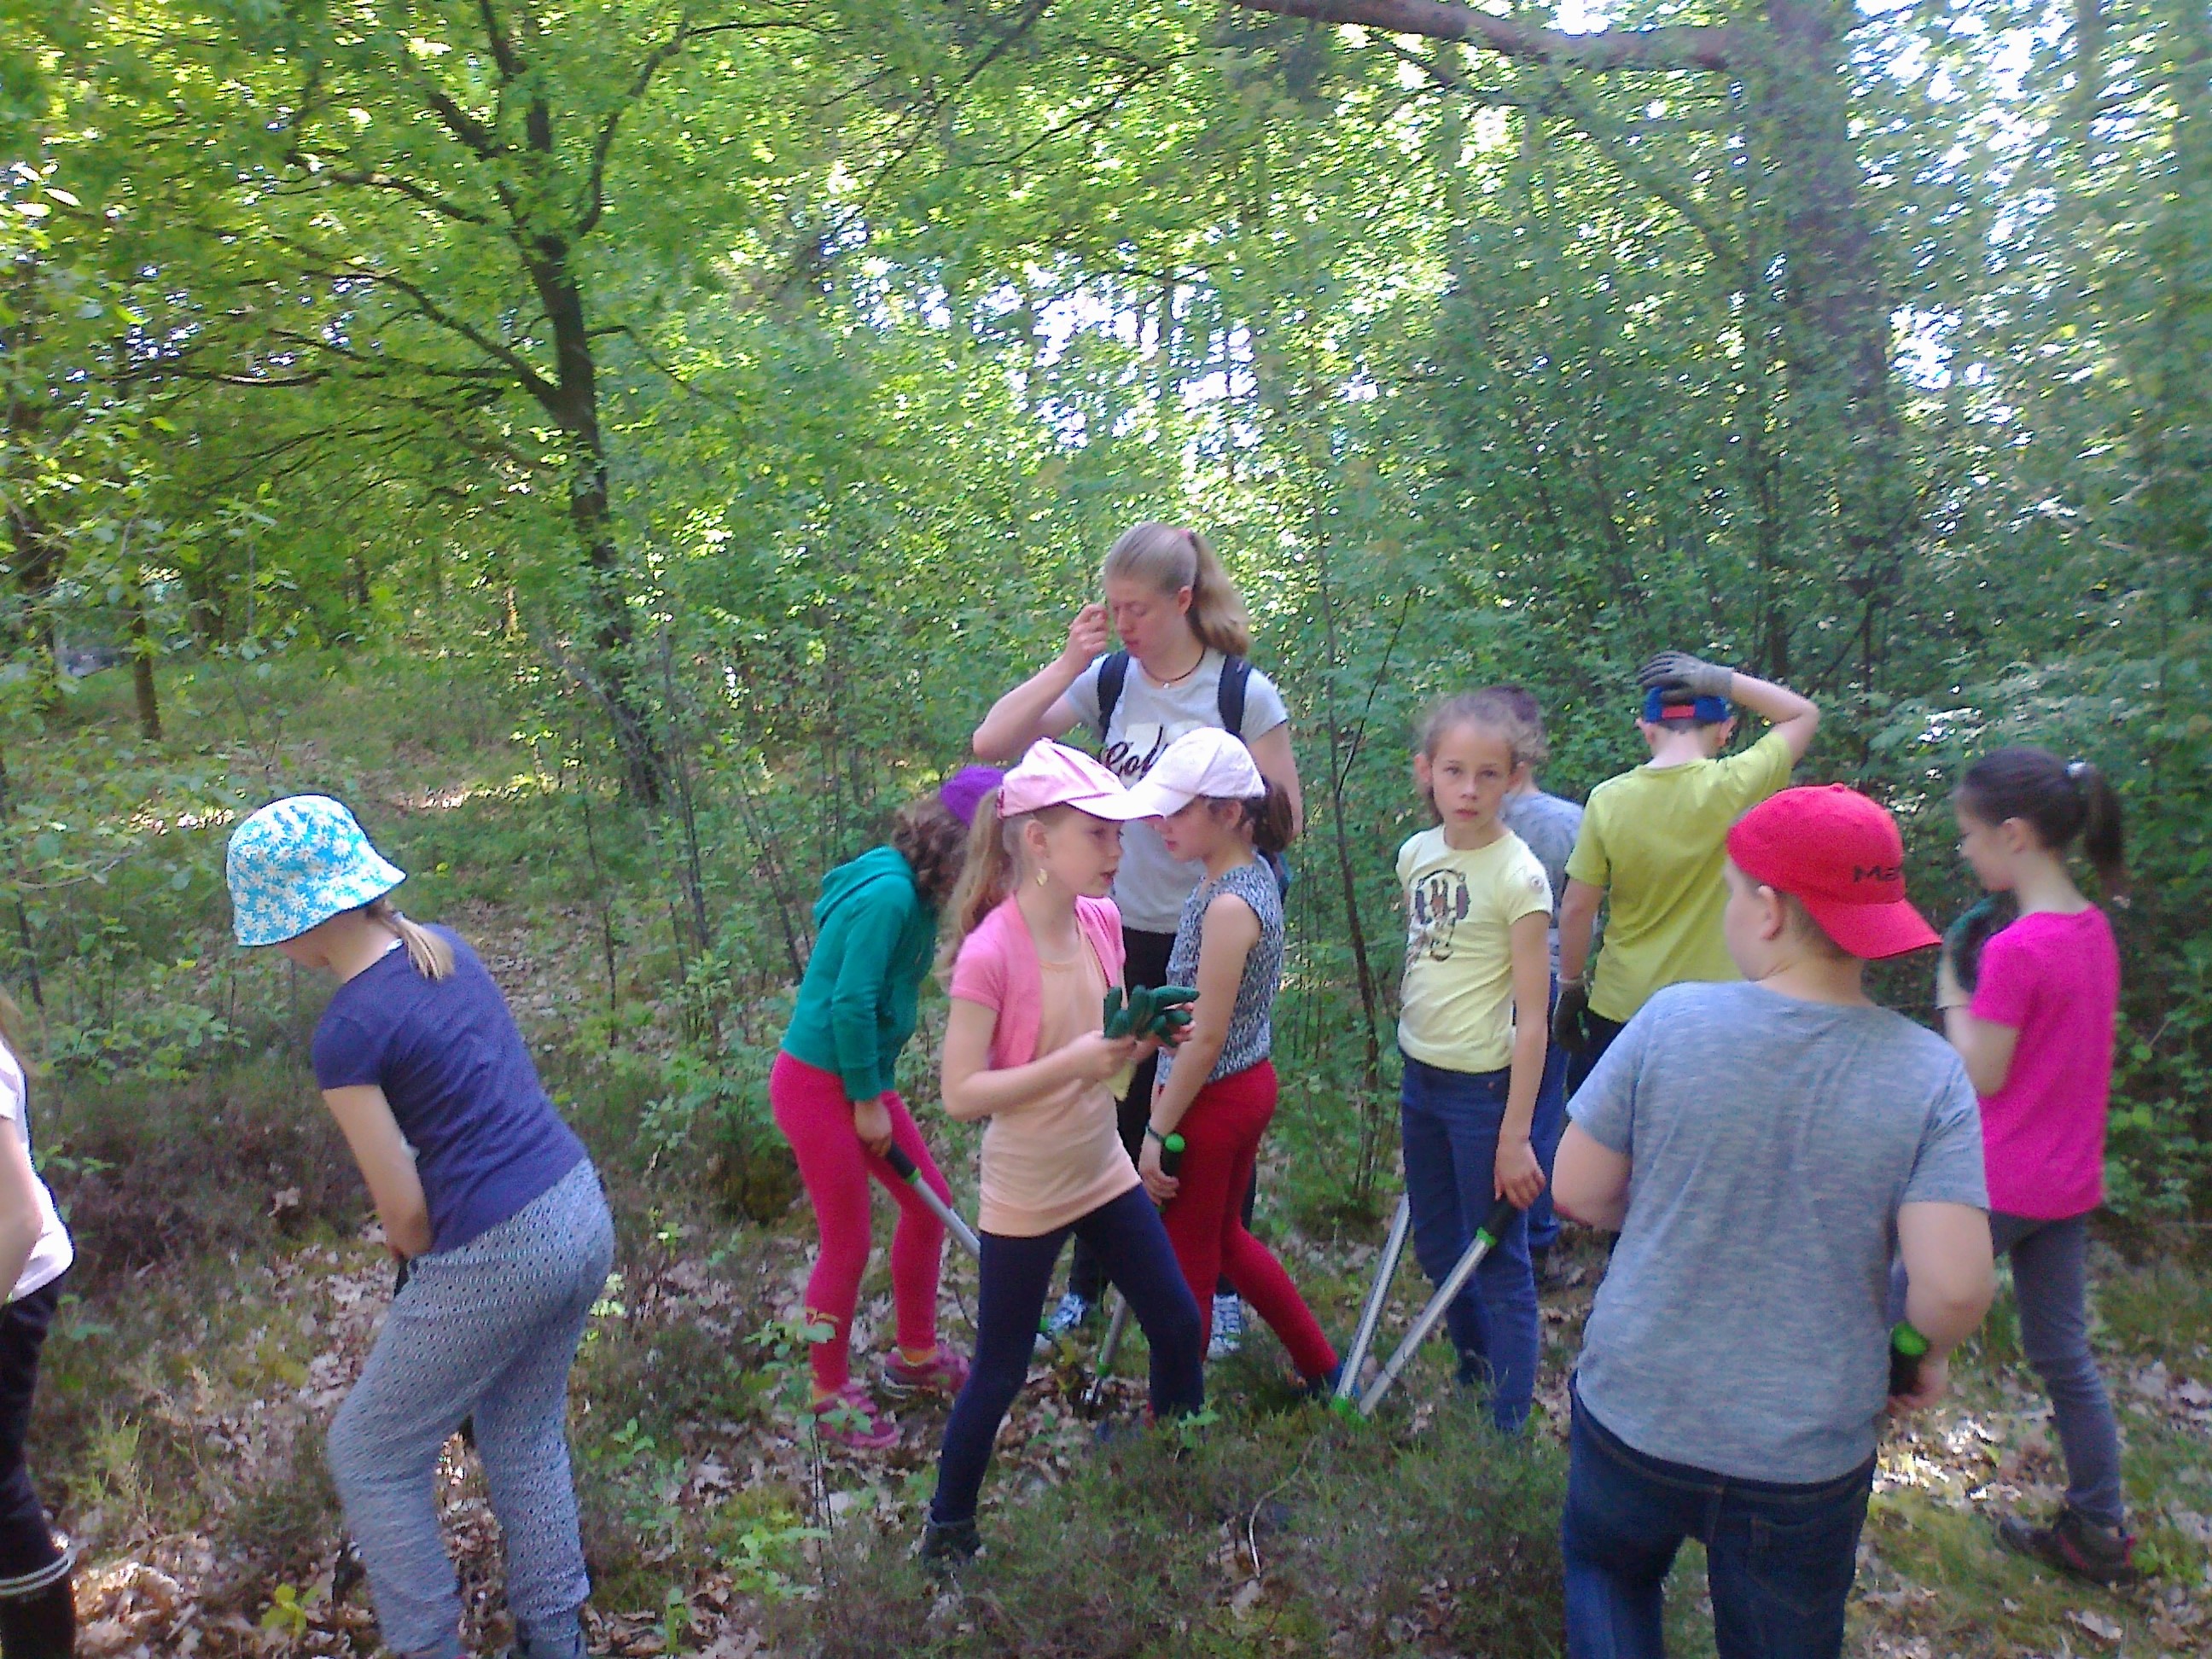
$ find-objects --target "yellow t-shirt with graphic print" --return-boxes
[1396,827,1553,1074]
[1565,728,1796,1023]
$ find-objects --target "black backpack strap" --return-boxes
[1217,655,1252,737]
[1095,650,1132,741]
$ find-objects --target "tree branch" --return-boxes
[1225,0,1739,73]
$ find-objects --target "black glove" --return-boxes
[1551,980,1593,1053]
[1637,650,1734,699]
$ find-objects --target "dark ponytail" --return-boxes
[1241,780,1295,857]
[1957,746,2129,900]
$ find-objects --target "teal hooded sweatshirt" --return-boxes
[780,845,939,1103]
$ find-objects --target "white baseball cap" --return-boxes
[1123,728,1266,818]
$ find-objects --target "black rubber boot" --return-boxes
[0,1574,75,1659]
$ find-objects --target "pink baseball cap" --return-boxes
[1123,728,1265,818]
[998,740,1154,820]
[1726,784,1941,960]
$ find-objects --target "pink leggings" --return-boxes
[1161,1060,1336,1380]
[770,1052,953,1394]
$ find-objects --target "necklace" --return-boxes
[1147,649,1206,689]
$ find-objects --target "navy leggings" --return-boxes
[931,1184,1204,1527]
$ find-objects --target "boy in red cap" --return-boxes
[1552,785,1995,1659]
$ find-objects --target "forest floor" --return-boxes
[30,659,2212,1657]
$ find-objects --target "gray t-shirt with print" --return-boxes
[1570,980,1987,1484]
[1064,649,1289,933]
[1499,787,1582,970]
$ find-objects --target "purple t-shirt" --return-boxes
[312,928,585,1252]
[1971,907,2119,1219]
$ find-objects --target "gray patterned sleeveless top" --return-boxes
[1159,859,1284,1085]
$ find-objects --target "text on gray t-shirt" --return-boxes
[1063,649,1289,934]
[1569,980,1987,1484]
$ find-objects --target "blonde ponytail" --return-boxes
[365,896,456,981]
[1102,521,1253,658]
[940,789,1016,975]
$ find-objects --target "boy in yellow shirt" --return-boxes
[1554,651,1820,1088]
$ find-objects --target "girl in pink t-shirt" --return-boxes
[1938,745,2133,1583]
[919,742,1205,1565]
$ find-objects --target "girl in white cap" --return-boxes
[1126,729,1336,1391]
[0,987,77,1658]
[226,796,610,1659]
[919,741,1205,1563]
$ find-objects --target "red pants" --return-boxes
[770,1052,952,1394]
[1161,1060,1336,1380]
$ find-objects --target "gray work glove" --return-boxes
[1637,651,1735,700]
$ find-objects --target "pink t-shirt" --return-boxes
[1970,906,2119,1219]
[948,895,1139,1237]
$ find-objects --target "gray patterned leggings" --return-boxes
[328,1160,614,1659]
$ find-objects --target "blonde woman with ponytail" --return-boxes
[973,521,1303,1348]
[226,796,611,1659]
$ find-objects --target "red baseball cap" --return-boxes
[1726,785,1941,960]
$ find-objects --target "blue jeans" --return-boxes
[1563,1387,1872,1659]
[1528,977,1570,1256]
[1398,1056,1538,1430]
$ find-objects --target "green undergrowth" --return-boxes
[780,1402,1566,1659]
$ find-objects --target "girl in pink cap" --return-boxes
[919,741,1206,1563]
[771,768,1000,1450]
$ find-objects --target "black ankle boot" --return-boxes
[0,1574,75,1659]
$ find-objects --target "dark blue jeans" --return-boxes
[932,1184,1203,1528]
[1563,1386,1873,1659]
[1398,1056,1538,1430]
[1528,976,1571,1257]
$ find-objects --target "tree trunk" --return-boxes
[127,589,161,740]
[526,220,666,806]
[1749,0,1908,612]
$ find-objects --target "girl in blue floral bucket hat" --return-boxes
[227,797,610,1659]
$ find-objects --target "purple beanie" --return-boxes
[939,765,1004,827]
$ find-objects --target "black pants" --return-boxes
[1564,1011,1627,1100]
[0,1278,63,1586]
[1068,930,1256,1303]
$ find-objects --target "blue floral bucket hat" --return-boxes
[226,795,407,948]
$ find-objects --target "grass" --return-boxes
[22,648,2212,1656]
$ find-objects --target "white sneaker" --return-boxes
[1035,1290,1095,1354]
[1208,1292,1245,1359]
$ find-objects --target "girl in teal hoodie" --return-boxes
[773,768,999,1448]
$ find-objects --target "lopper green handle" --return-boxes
[1160,1132,1185,1179]
[1889,1320,1930,1397]
[1475,1194,1519,1247]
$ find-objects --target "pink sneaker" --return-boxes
[882,1345,971,1398]
[807,1382,899,1451]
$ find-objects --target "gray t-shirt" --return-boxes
[1063,650,1289,933]
[1499,787,1582,971]
[1570,981,1987,1483]
[1159,860,1284,1085]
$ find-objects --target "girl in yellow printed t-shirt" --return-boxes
[1394,689,1552,1430]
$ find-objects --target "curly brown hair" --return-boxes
[892,795,970,906]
